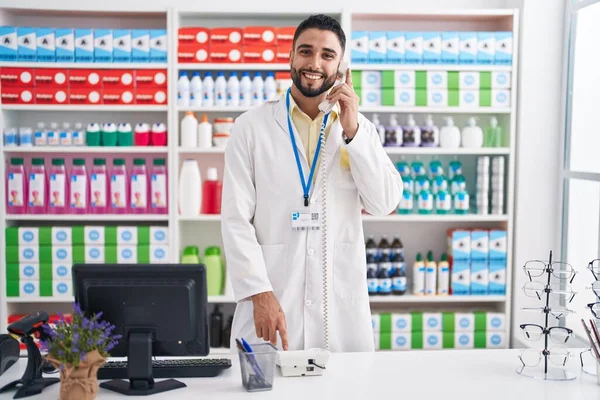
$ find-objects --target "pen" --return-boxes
[239,338,266,382]
[581,319,600,360]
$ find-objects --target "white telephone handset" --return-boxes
[318,60,349,114]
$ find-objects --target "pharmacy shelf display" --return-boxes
[0,8,519,350]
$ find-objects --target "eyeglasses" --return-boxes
[588,259,600,281]
[586,281,600,299]
[580,348,599,376]
[519,347,572,368]
[587,302,600,319]
[523,260,576,283]
[522,281,577,303]
[522,306,575,319]
[519,324,572,344]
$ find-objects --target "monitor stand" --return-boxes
[100,332,186,396]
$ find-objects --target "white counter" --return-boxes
[0,349,598,399]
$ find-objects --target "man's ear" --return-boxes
[289,49,294,68]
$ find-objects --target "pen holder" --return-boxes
[238,343,277,392]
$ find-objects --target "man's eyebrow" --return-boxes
[296,44,338,55]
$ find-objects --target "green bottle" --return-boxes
[484,117,504,148]
[181,246,200,264]
[205,246,224,296]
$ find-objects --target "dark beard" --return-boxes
[291,67,337,98]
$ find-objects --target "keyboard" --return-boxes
[97,358,232,380]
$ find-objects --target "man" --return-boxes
[222,14,402,352]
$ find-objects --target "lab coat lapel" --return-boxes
[273,95,309,165]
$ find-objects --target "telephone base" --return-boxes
[276,348,330,377]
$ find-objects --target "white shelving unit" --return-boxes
[0,8,519,346]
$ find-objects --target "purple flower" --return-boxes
[105,343,116,352]
[72,347,79,353]
[88,337,94,346]
[79,352,86,362]
[57,332,64,341]
[73,332,80,344]
[57,312,64,322]
[58,349,64,357]
[96,338,104,346]
[95,312,103,320]
[39,339,48,351]
[73,303,83,316]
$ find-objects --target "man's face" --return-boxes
[289,28,343,98]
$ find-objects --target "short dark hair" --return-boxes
[293,14,346,52]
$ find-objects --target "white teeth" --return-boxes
[303,72,322,80]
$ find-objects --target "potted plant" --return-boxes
[41,303,121,400]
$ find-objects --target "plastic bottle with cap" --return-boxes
[181,246,200,264]
[240,72,252,107]
[264,72,277,102]
[130,158,148,214]
[252,73,264,106]
[202,72,215,107]
[385,114,403,147]
[47,122,60,146]
[439,117,461,148]
[227,72,241,106]
[19,127,33,147]
[402,114,420,147]
[371,114,386,145]
[90,158,108,214]
[150,158,168,214]
[34,122,47,146]
[180,112,198,148]
[102,122,118,147]
[70,158,88,214]
[201,167,222,215]
[178,71,191,107]
[150,123,167,146]
[484,116,504,148]
[215,71,227,107]
[133,123,149,147]
[197,114,212,149]
[6,158,27,214]
[49,158,68,214]
[117,123,134,147]
[179,160,201,217]
[110,158,129,214]
[461,117,483,148]
[72,123,85,146]
[420,115,439,147]
[28,158,47,214]
[190,71,203,107]
[205,246,224,295]
[59,122,72,146]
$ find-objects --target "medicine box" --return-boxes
[423,332,443,350]
[391,333,411,350]
[427,71,447,89]
[470,262,489,295]
[391,313,412,332]
[441,32,458,64]
[53,263,72,280]
[491,71,511,89]
[451,260,470,295]
[53,280,73,297]
[362,89,382,106]
[55,29,75,62]
[495,32,512,65]
[368,32,386,63]
[428,89,448,107]
[117,245,138,264]
[475,331,507,349]
[75,29,94,63]
[6,227,39,246]
[150,29,167,63]
[351,31,368,63]
[132,30,150,63]
[84,226,105,245]
[422,32,441,63]
[150,226,169,245]
[454,313,476,332]
[7,281,40,297]
[6,245,40,264]
[485,313,507,332]
[443,332,475,349]
[459,32,477,64]
[84,245,105,263]
[52,246,73,264]
[491,90,511,107]
[459,71,480,89]
[489,230,507,260]
[459,90,479,108]
[386,32,404,63]
[404,32,423,63]
[423,312,443,332]
[488,259,506,295]
[471,230,489,261]
[94,29,113,63]
[477,32,495,64]
[361,71,382,89]
[113,29,132,62]
[117,226,138,245]
[7,263,39,281]
[0,26,18,61]
[450,230,471,260]
[52,227,72,245]
[371,314,380,332]
[150,245,169,263]
[17,27,37,62]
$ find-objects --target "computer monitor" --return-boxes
[73,264,209,396]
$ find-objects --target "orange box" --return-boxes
[276,27,296,45]
[102,70,134,88]
[1,87,35,104]
[69,69,102,88]
[243,26,277,45]
[69,88,102,105]
[275,71,291,80]
[178,27,210,45]
[275,45,291,63]
[0,67,36,87]
[135,88,167,105]
[243,45,276,63]
[35,87,69,105]
[209,44,242,63]
[135,69,168,88]
[210,28,243,45]
[34,69,69,87]
[102,88,135,105]
[177,44,210,64]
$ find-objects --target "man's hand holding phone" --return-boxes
[325,64,360,139]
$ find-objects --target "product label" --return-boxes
[70,175,87,208]
[28,173,46,207]
[131,173,147,208]
[50,174,66,207]
[151,174,167,208]
[91,173,107,208]
[111,175,126,208]
[7,172,24,207]
[392,276,407,292]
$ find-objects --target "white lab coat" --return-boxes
[221,94,403,352]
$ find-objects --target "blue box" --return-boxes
[368,31,386,63]
[422,32,441,64]
[37,28,56,62]
[495,32,512,65]
[131,30,150,62]
[451,230,471,260]
[351,31,369,63]
[55,29,75,62]
[386,32,404,63]
[75,29,93,63]
[489,230,507,260]
[488,260,506,295]
[477,32,495,64]
[150,29,167,63]
[470,262,489,295]
[441,32,458,64]
[470,230,489,261]
[17,27,36,61]
[459,32,477,64]
[404,32,423,64]
[451,260,470,295]
[94,29,113,63]
[113,29,132,63]
[0,26,18,61]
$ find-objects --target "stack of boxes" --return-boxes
[351,31,512,65]
[372,311,508,350]
[177,26,295,64]
[476,156,506,215]
[351,69,511,108]
[0,67,167,105]
[448,228,507,296]
[491,157,505,215]
[476,157,490,215]
[0,26,167,63]
[5,225,169,298]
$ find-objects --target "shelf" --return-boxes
[178,106,251,112]
[5,214,169,222]
[208,295,235,303]
[179,215,222,222]
[1,62,168,69]
[369,295,506,303]
[383,147,510,155]
[7,297,73,303]
[362,214,509,222]
[1,105,168,112]
[351,64,512,72]
[4,146,168,154]
[178,63,290,71]
[178,148,225,154]
[359,106,512,114]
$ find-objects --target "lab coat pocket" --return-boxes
[333,242,368,301]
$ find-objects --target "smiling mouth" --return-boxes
[302,71,323,81]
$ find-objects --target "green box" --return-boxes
[72,226,85,245]
[5,246,20,264]
[382,71,395,88]
[105,245,118,264]
[415,71,427,89]
[380,313,392,334]
[474,332,487,349]
[352,70,362,88]
[73,245,85,264]
[480,71,492,89]
[442,312,455,333]
[475,312,487,332]
[382,88,394,106]
[5,228,18,246]
[6,281,19,297]
[40,280,53,297]
[137,246,150,264]
[448,89,459,107]
[6,264,19,281]
[443,332,455,349]
[448,71,459,90]
[411,312,423,332]
[479,89,492,107]
[39,227,52,245]
[411,331,423,349]
[105,226,117,245]
[39,246,52,263]
[415,89,427,106]
[40,263,53,281]
[138,226,150,245]
[379,332,392,350]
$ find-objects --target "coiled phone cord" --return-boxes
[319,125,330,351]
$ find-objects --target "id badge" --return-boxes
[291,211,320,231]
